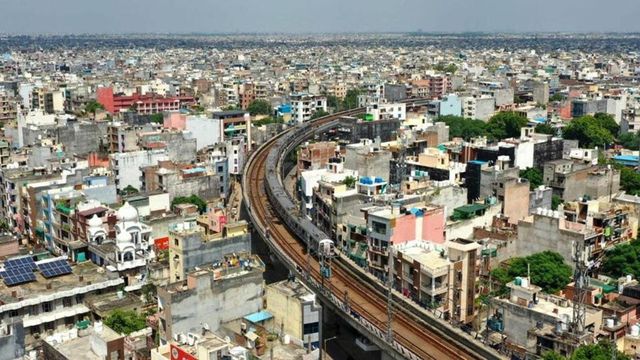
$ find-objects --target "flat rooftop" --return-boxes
[47,325,122,360]
[0,261,121,307]
[269,279,315,303]
[401,246,450,272]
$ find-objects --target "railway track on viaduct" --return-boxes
[243,106,504,360]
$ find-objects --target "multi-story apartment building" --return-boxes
[0,259,124,348]
[96,87,195,114]
[157,254,264,344]
[0,91,17,122]
[365,203,446,279]
[168,215,251,282]
[290,93,327,123]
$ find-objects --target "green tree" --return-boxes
[551,195,563,210]
[563,115,615,148]
[433,63,458,74]
[541,350,566,360]
[247,99,272,116]
[437,115,487,140]
[618,132,640,149]
[172,195,207,213]
[326,95,340,110]
[342,176,356,189]
[149,113,164,124]
[620,167,640,196]
[310,109,330,120]
[570,340,630,360]
[191,104,205,114]
[594,112,619,137]
[549,93,564,102]
[519,167,543,190]
[141,283,157,304]
[85,100,104,116]
[104,309,147,335]
[342,89,361,110]
[492,251,572,295]
[535,122,556,135]
[486,112,529,141]
[121,185,139,196]
[602,239,640,279]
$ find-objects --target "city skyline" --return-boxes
[2,0,640,34]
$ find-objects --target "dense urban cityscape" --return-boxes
[1,10,640,360]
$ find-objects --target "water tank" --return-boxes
[521,277,529,288]
[283,334,291,344]
[553,211,560,218]
[627,275,633,283]
[632,325,640,336]
[515,277,522,286]
[606,318,615,328]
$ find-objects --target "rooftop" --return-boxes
[46,324,122,360]
[268,279,316,303]
[0,261,122,308]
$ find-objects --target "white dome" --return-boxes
[116,230,132,244]
[117,202,138,222]
[88,214,102,228]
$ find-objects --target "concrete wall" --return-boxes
[83,185,118,205]
[175,232,251,280]
[265,285,303,342]
[0,321,24,360]
[504,181,530,225]
[57,122,103,156]
[111,150,169,191]
[446,204,501,240]
[344,150,391,182]
[162,270,263,339]
[186,117,223,150]
[426,186,467,218]
[529,187,553,213]
[517,214,578,267]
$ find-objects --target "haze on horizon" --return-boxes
[1,0,639,35]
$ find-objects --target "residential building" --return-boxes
[265,279,322,349]
[168,215,251,282]
[96,87,195,114]
[290,93,327,123]
[157,254,264,344]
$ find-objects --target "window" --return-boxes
[42,302,52,313]
[217,166,224,173]
[63,297,72,307]
[303,322,319,334]
[174,238,179,246]
[371,221,387,235]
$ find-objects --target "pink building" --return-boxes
[366,203,445,278]
[163,112,187,130]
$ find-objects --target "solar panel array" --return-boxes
[5,256,37,271]
[38,259,72,278]
[0,257,37,286]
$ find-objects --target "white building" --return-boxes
[290,93,327,123]
[185,115,224,150]
[366,102,406,121]
[226,136,246,175]
[462,95,495,121]
[110,149,169,191]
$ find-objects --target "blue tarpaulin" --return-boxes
[244,310,273,323]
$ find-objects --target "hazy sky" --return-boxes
[1,0,639,34]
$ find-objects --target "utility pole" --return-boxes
[571,239,588,336]
[386,244,394,343]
